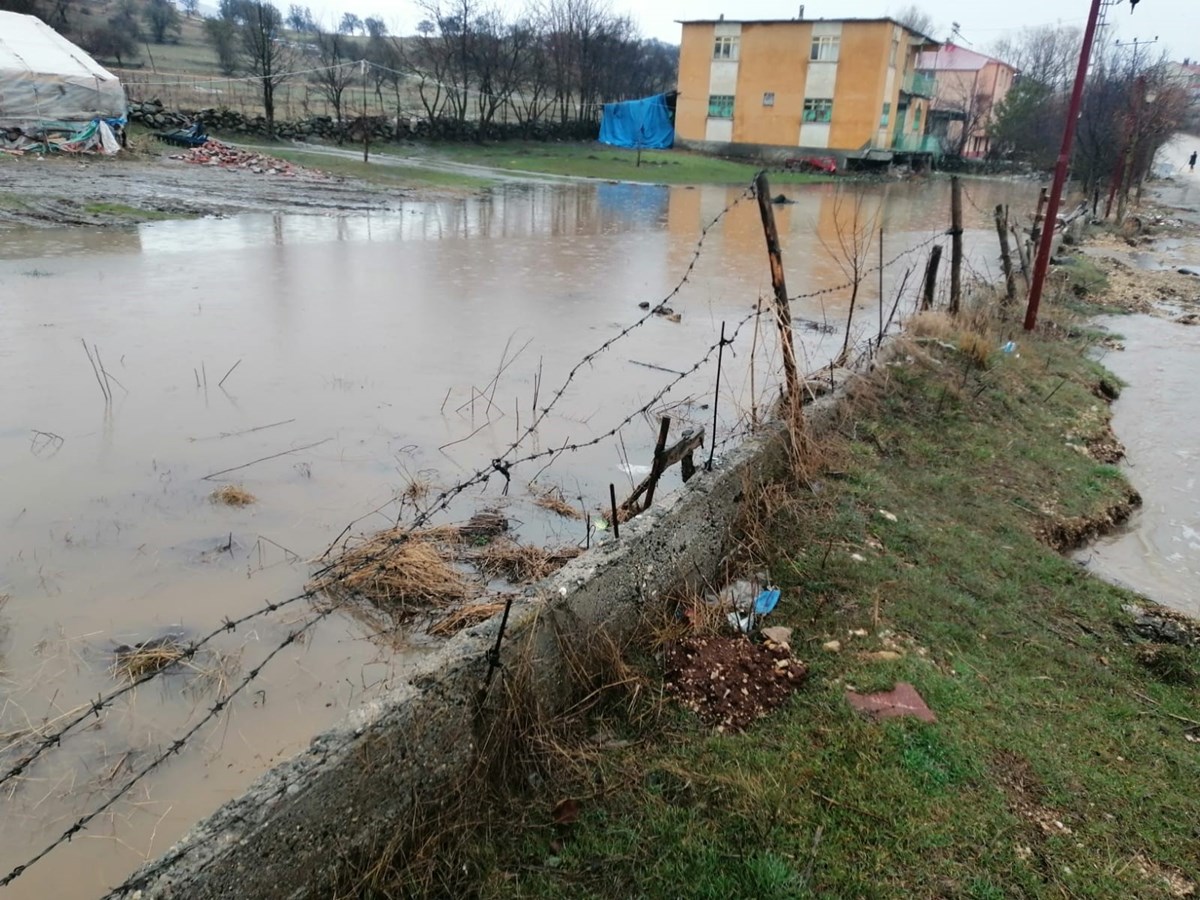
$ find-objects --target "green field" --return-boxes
[394,141,833,186]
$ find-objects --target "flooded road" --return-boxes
[0,175,1035,897]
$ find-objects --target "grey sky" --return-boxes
[310,0,1198,64]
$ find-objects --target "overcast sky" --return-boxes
[309,0,1198,66]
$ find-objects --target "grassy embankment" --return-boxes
[344,271,1200,898]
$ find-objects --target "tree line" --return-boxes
[203,0,676,139]
[990,25,1190,216]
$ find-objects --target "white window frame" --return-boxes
[713,36,739,60]
[810,35,839,62]
[802,97,833,123]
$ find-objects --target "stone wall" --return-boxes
[126,99,598,143]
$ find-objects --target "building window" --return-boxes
[762,91,775,107]
[802,98,833,122]
[912,106,922,132]
[810,35,839,62]
[880,102,891,126]
[713,36,738,60]
[708,94,734,118]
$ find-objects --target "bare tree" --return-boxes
[892,3,935,38]
[234,1,295,138]
[181,0,199,17]
[310,30,357,135]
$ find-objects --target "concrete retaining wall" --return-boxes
[107,386,856,899]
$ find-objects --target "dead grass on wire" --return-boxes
[310,527,478,617]
[473,540,582,585]
[210,484,256,507]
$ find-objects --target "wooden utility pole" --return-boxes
[921,245,943,311]
[1024,0,1109,332]
[994,204,1017,303]
[754,172,800,402]
[949,175,963,315]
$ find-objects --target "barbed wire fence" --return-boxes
[0,176,959,891]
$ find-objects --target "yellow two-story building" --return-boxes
[675,16,941,165]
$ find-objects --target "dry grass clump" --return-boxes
[112,637,187,681]
[310,528,478,616]
[211,484,256,507]
[531,484,583,520]
[474,540,582,584]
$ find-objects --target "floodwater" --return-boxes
[1081,318,1200,618]
[0,175,1034,898]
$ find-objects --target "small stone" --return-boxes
[850,553,866,562]
[761,625,793,646]
[878,509,898,522]
[862,650,903,662]
[822,640,842,652]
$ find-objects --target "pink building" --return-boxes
[916,43,1018,159]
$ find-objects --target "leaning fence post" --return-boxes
[949,175,963,315]
[994,204,1017,304]
[753,172,800,404]
[1030,185,1049,272]
[641,416,672,510]
[921,244,943,311]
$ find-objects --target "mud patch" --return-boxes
[665,636,807,732]
[1035,486,1142,551]
[1131,854,1197,898]
[992,751,1074,839]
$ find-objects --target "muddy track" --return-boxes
[0,151,455,229]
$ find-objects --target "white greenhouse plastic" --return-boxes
[0,11,127,126]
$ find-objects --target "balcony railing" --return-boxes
[892,133,943,154]
[902,72,936,97]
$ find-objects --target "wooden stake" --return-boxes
[753,172,800,404]
[949,175,963,315]
[642,416,672,510]
[707,322,726,471]
[921,244,943,311]
[609,484,620,539]
[994,204,1017,304]
[878,227,885,345]
[1030,186,1049,272]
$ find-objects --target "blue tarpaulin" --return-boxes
[598,94,674,150]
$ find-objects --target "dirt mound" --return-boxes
[665,636,807,732]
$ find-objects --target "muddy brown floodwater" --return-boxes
[1078,142,1200,617]
[0,174,1034,898]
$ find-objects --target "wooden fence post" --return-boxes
[921,244,943,311]
[949,175,963,315]
[753,172,800,404]
[1030,186,1049,272]
[994,204,1017,304]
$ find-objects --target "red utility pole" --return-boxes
[1022,0,1111,331]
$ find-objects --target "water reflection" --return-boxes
[0,175,1039,900]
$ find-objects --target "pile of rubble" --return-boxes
[169,139,313,176]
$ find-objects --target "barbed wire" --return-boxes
[0,184,754,799]
[787,228,949,304]
[0,183,766,888]
[397,185,756,527]
[0,614,326,888]
[0,179,962,889]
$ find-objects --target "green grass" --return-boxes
[368,322,1199,899]
[83,201,183,220]
[391,141,835,185]
[236,145,495,191]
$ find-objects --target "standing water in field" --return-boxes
[0,176,1034,898]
